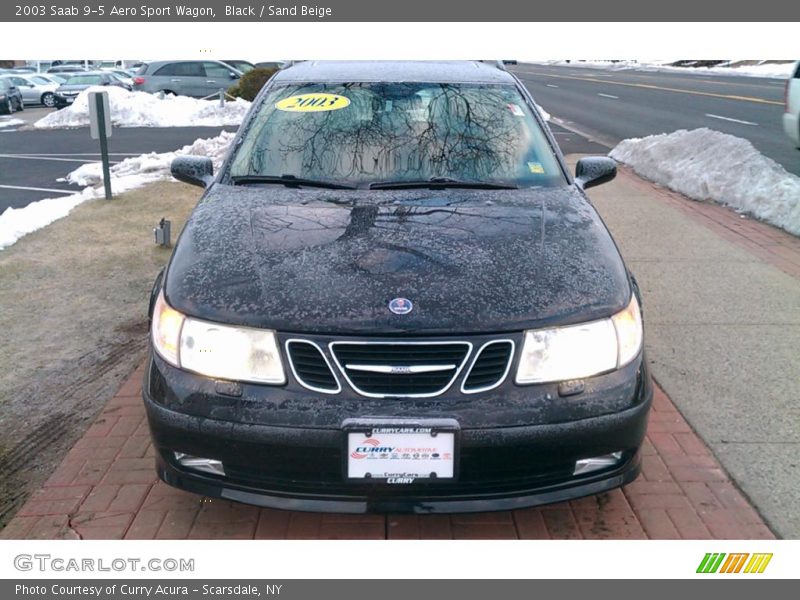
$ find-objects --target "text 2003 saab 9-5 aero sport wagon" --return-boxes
[144,60,651,513]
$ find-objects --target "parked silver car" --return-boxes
[1,73,59,107]
[133,60,242,98]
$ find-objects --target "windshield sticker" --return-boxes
[276,93,351,112]
[527,162,545,174]
[508,103,525,116]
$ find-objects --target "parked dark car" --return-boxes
[47,65,87,74]
[146,61,651,514]
[53,71,130,109]
[0,77,24,114]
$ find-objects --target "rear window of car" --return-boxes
[154,62,204,77]
[67,75,104,85]
[229,82,565,188]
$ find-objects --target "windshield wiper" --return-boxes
[231,174,357,190]
[369,176,518,190]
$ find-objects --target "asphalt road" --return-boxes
[512,63,798,176]
[0,122,236,212]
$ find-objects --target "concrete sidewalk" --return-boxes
[586,162,800,538]
[1,162,796,539]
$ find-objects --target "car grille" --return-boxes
[285,340,340,393]
[330,342,472,397]
[462,341,515,393]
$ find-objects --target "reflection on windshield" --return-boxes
[230,83,564,187]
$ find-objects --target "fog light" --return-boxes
[174,452,225,476]
[573,451,623,476]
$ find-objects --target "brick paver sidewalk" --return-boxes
[0,363,775,540]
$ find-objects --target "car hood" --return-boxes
[165,185,631,335]
[57,84,93,92]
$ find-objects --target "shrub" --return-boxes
[227,67,277,101]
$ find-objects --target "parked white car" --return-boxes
[2,73,59,107]
[784,61,800,148]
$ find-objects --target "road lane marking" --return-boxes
[521,71,784,105]
[546,84,559,88]
[705,114,759,126]
[597,93,619,99]
[0,184,80,195]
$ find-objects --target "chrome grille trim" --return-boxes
[329,341,473,398]
[285,339,341,394]
[460,339,515,394]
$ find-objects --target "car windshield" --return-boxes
[68,75,103,85]
[228,82,565,188]
[30,76,51,85]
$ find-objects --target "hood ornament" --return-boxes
[388,297,413,315]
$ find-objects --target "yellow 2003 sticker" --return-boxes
[275,93,351,112]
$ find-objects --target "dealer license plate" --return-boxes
[344,419,458,483]
[66,97,74,103]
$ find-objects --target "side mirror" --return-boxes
[229,72,239,79]
[171,155,214,188]
[575,156,617,190]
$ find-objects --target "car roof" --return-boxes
[272,61,516,84]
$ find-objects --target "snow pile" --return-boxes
[0,117,25,129]
[66,130,235,187]
[611,128,800,236]
[0,131,235,250]
[34,86,251,129]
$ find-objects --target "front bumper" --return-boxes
[54,94,78,108]
[142,342,652,513]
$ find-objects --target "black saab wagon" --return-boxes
[145,60,651,513]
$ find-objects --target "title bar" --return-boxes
[4,1,799,22]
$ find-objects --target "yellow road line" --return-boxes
[522,71,784,106]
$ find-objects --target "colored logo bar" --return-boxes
[696,553,772,574]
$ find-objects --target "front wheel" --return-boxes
[41,92,55,108]
[16,97,24,111]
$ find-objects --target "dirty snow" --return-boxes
[611,128,800,236]
[0,117,25,129]
[0,131,234,250]
[34,86,251,129]
[533,60,796,79]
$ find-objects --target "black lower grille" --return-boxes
[286,341,339,393]
[331,342,471,397]
[462,341,514,392]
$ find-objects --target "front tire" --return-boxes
[0,98,11,114]
[16,97,24,111]
[41,92,55,108]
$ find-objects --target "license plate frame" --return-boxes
[342,418,460,484]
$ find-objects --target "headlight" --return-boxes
[515,295,643,385]
[151,291,285,385]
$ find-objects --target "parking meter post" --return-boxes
[219,88,224,107]
[96,94,112,200]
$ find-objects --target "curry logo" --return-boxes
[696,552,773,574]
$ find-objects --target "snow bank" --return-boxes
[610,128,800,236]
[0,131,235,250]
[34,86,251,129]
[0,117,25,129]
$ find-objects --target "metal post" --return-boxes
[219,88,225,107]
[96,94,112,200]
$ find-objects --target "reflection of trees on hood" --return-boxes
[249,84,524,182]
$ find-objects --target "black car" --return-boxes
[0,77,24,114]
[53,71,129,109]
[145,61,651,514]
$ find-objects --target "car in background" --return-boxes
[146,60,650,514]
[784,61,800,148]
[53,71,129,109]
[255,61,287,70]
[0,77,24,114]
[133,60,242,98]
[104,69,134,88]
[47,64,87,74]
[2,73,59,107]
[222,60,256,74]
